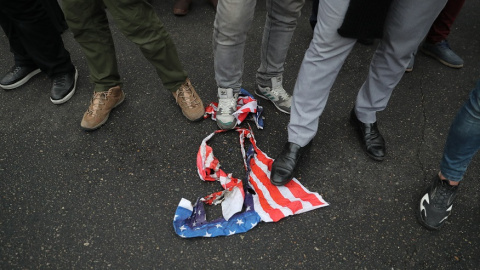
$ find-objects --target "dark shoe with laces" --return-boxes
[421,40,463,68]
[350,109,385,161]
[51,68,78,104]
[418,175,459,230]
[270,142,304,186]
[0,65,41,90]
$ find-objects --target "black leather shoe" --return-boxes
[0,65,41,90]
[271,142,304,186]
[51,68,78,104]
[350,109,385,161]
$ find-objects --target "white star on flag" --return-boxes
[215,224,222,228]
[204,232,212,237]
[236,219,244,225]
[179,225,187,231]
[250,222,257,228]
[228,230,236,235]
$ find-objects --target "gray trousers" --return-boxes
[288,0,449,146]
[213,0,305,93]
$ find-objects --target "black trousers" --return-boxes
[0,0,74,78]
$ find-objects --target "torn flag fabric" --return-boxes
[204,89,264,129]
[173,128,329,238]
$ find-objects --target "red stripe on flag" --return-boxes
[250,160,304,214]
[284,180,326,207]
[248,174,286,222]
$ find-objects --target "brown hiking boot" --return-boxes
[80,86,125,131]
[172,78,204,121]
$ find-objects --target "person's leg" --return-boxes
[104,0,203,121]
[288,0,355,147]
[254,0,304,114]
[0,9,41,90]
[440,81,480,182]
[213,0,256,93]
[62,0,121,92]
[426,0,465,44]
[355,0,448,124]
[63,0,124,130]
[271,0,356,186]
[104,0,188,92]
[213,0,256,129]
[418,80,480,230]
[256,0,304,85]
[421,0,466,69]
[0,0,76,103]
[0,0,74,78]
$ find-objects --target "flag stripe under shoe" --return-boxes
[0,66,41,90]
[172,78,205,121]
[418,175,459,230]
[80,86,125,131]
[255,76,291,114]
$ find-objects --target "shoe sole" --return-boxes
[81,94,126,131]
[420,48,463,69]
[51,69,78,105]
[216,121,237,130]
[255,90,290,114]
[0,68,41,90]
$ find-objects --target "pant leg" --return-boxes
[426,0,465,44]
[213,0,256,93]
[62,0,121,92]
[440,80,480,182]
[287,0,356,147]
[255,0,305,87]
[0,10,36,68]
[103,0,188,92]
[0,0,74,78]
[354,0,448,123]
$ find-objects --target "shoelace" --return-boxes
[11,66,22,75]
[87,92,108,115]
[437,40,452,50]
[433,180,458,208]
[53,74,67,87]
[218,97,236,114]
[271,87,290,100]
[177,85,199,108]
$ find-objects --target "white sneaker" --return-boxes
[255,76,291,114]
[216,87,238,130]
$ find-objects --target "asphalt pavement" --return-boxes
[1,0,479,269]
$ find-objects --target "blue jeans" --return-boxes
[213,0,304,93]
[440,80,480,182]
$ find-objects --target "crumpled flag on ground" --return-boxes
[173,128,329,238]
[204,88,264,129]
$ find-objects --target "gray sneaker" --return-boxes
[256,76,291,114]
[421,40,463,68]
[216,87,238,130]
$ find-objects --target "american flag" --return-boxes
[173,128,329,238]
[204,88,264,129]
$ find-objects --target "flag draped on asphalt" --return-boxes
[173,128,329,238]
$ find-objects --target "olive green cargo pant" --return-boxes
[62,0,187,92]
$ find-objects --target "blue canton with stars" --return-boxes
[173,191,261,238]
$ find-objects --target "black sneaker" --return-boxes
[418,175,459,230]
[50,68,78,104]
[0,65,41,90]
